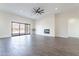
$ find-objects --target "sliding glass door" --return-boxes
[27,24,30,34]
[20,24,25,35]
[11,22,30,36]
[25,24,30,34]
[12,22,20,36]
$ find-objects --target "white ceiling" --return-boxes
[0,3,79,20]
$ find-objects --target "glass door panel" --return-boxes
[25,24,30,34]
[20,24,25,35]
[27,24,30,34]
[12,23,19,36]
[25,24,28,34]
[11,22,30,36]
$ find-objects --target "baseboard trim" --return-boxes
[55,36,68,38]
[0,36,11,39]
[69,37,79,39]
[35,34,55,37]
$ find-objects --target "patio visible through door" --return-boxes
[11,22,30,36]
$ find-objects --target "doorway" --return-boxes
[11,22,30,36]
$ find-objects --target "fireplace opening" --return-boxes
[44,29,50,34]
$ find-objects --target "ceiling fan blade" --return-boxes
[37,8,40,11]
[40,9,44,11]
[33,8,37,12]
[41,12,44,13]
[39,12,42,15]
[39,10,44,12]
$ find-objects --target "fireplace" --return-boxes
[44,29,50,34]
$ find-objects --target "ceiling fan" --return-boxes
[33,7,44,15]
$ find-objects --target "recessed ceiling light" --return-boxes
[55,8,58,10]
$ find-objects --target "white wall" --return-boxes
[68,18,79,37]
[1,10,79,38]
[0,12,11,38]
[35,15,55,37]
[0,11,34,38]
[55,13,68,38]
[68,12,79,37]
[55,12,79,38]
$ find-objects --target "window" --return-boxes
[11,22,30,36]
